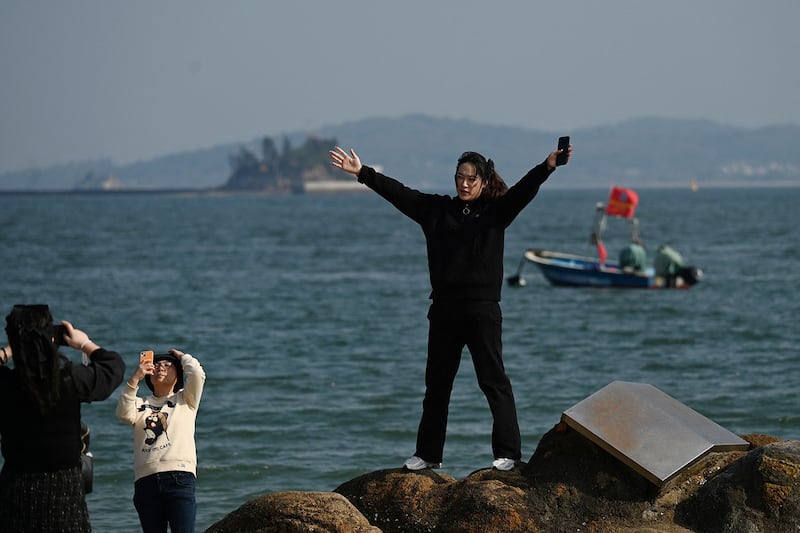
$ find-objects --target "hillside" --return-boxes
[1,115,798,191]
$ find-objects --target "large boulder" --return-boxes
[335,468,542,532]
[204,490,380,533]
[676,439,800,532]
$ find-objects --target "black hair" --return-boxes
[5,304,62,414]
[456,151,509,199]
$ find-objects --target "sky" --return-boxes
[1,0,798,174]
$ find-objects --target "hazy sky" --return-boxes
[1,0,797,174]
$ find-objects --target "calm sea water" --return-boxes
[1,185,798,532]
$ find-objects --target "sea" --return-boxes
[1,184,798,532]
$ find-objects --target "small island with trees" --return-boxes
[219,135,362,194]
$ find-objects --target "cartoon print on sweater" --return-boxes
[138,400,175,445]
[144,410,169,445]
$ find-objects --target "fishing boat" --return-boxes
[507,186,703,289]
[511,248,701,288]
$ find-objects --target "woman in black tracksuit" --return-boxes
[330,143,571,471]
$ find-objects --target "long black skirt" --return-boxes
[0,464,90,533]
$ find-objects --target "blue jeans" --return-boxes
[134,471,196,533]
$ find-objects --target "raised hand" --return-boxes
[329,146,362,176]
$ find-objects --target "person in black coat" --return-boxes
[0,304,125,532]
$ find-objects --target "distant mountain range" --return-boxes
[2,115,798,192]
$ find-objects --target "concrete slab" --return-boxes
[561,380,749,485]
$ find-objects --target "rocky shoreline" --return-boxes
[203,426,799,532]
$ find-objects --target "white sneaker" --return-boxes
[403,456,442,471]
[492,458,517,471]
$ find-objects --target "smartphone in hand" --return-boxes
[139,350,154,366]
[53,324,69,346]
[556,136,570,166]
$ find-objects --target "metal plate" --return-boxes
[562,381,749,485]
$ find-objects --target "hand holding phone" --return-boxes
[139,350,154,366]
[556,136,570,166]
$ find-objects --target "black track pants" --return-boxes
[414,300,522,463]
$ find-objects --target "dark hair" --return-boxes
[5,304,62,413]
[456,151,508,199]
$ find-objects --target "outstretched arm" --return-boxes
[495,143,575,227]
[329,146,363,176]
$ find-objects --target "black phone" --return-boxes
[556,136,570,166]
[53,324,69,346]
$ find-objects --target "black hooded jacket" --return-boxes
[357,161,553,302]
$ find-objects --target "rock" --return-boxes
[676,440,800,532]
[205,429,800,533]
[204,490,380,533]
[334,468,455,532]
[335,468,541,533]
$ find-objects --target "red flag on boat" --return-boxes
[605,186,639,219]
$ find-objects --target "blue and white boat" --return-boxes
[510,248,700,289]
[507,187,703,289]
